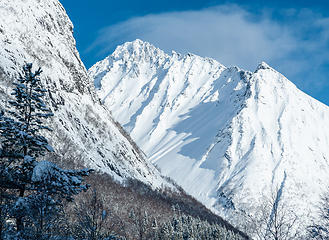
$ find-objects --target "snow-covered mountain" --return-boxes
[89,39,329,227]
[0,1,171,188]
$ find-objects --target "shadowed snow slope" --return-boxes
[0,2,171,189]
[89,39,329,226]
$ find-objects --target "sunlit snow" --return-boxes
[89,39,329,227]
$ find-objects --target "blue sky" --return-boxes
[59,0,329,106]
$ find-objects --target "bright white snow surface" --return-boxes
[89,39,329,226]
[0,2,172,189]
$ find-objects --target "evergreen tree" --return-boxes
[0,64,92,238]
[129,207,151,239]
[0,63,53,235]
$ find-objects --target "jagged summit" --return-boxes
[112,39,167,62]
[254,61,273,72]
[89,41,329,229]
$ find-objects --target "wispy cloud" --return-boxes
[87,5,329,104]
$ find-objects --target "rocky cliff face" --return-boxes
[0,1,170,188]
[89,39,329,228]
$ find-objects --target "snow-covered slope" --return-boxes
[0,1,170,188]
[89,39,329,226]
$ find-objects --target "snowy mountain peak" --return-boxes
[254,61,275,73]
[89,41,329,230]
[112,39,167,62]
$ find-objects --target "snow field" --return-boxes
[90,40,329,229]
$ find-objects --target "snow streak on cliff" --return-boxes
[89,39,329,225]
[0,1,170,188]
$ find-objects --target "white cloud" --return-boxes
[87,5,329,104]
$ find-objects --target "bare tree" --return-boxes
[247,185,299,240]
[72,189,126,240]
[308,187,329,239]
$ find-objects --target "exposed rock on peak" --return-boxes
[254,61,275,73]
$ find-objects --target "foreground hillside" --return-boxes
[89,39,329,232]
[0,0,169,187]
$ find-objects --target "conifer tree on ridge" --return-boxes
[0,63,92,238]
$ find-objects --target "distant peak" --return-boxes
[171,51,182,58]
[119,39,151,51]
[110,39,167,62]
[254,62,274,73]
[132,39,144,45]
[130,39,149,49]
